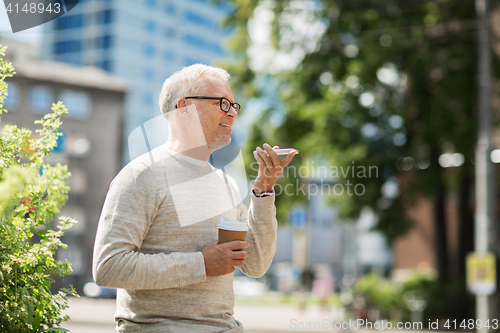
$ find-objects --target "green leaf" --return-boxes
[32,304,43,333]
[46,328,69,332]
[0,44,78,331]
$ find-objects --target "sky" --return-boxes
[0,4,44,45]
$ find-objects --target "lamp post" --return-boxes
[474,0,496,332]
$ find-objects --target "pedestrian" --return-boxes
[92,64,297,332]
[312,265,334,312]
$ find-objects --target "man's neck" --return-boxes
[165,140,211,161]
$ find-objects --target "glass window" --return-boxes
[164,27,177,38]
[97,9,113,24]
[144,20,156,33]
[30,86,53,114]
[145,0,157,9]
[55,53,84,65]
[97,60,113,72]
[53,129,67,153]
[59,90,92,119]
[183,11,214,29]
[55,14,84,30]
[4,82,20,111]
[144,44,156,57]
[53,40,82,54]
[164,50,174,62]
[95,35,113,49]
[164,2,175,14]
[183,34,225,55]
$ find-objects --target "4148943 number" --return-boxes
[444,319,499,330]
[5,2,61,14]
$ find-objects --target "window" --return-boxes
[53,129,67,153]
[144,20,156,33]
[30,86,53,114]
[55,14,84,30]
[95,35,113,49]
[183,11,214,29]
[97,9,113,24]
[164,27,177,38]
[164,50,174,62]
[53,40,82,54]
[59,90,91,119]
[164,2,175,14]
[97,60,113,72]
[183,34,225,55]
[4,82,19,110]
[145,0,157,9]
[144,44,156,57]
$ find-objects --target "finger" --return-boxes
[256,146,273,169]
[263,143,280,168]
[273,145,279,149]
[232,259,245,267]
[231,250,248,260]
[253,153,269,175]
[280,150,298,168]
[253,151,265,166]
[225,240,249,251]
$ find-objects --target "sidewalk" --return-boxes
[62,297,439,333]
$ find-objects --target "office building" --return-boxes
[2,49,127,292]
[42,0,231,163]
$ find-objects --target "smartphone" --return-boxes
[253,148,299,155]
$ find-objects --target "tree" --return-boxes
[224,0,499,281]
[0,45,77,332]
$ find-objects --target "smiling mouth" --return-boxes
[220,123,232,129]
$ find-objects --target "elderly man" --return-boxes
[92,64,296,332]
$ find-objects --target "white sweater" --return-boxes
[92,143,278,332]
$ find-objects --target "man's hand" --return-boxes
[253,143,297,194]
[201,241,249,276]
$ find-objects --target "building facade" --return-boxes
[41,0,232,163]
[2,57,127,293]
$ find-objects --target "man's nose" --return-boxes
[227,106,238,118]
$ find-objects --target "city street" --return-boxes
[61,296,345,333]
[61,297,439,333]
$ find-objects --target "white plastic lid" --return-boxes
[217,217,248,232]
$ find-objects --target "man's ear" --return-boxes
[176,98,190,118]
[177,98,189,109]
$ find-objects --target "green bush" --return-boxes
[0,45,78,332]
[347,271,474,323]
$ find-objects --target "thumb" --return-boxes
[280,150,297,167]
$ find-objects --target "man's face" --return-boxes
[190,76,238,151]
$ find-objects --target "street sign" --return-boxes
[290,207,307,229]
[466,252,496,295]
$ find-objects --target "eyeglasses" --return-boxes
[176,96,241,115]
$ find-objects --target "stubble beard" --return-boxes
[209,136,231,152]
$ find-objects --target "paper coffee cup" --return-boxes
[218,217,248,245]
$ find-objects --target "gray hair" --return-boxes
[159,64,230,120]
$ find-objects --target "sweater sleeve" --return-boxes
[238,191,278,278]
[92,164,206,290]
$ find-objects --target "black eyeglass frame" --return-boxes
[175,96,241,114]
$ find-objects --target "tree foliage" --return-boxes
[224,0,500,279]
[0,45,77,332]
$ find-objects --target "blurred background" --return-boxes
[1,0,499,332]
